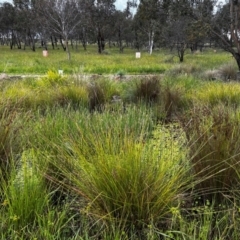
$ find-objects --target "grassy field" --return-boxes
[0,45,232,75]
[1,46,240,239]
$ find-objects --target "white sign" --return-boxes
[58,70,63,75]
[136,52,141,58]
[43,50,48,57]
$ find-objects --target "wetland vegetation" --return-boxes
[1,46,240,239]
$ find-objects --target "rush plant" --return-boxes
[40,107,190,233]
[181,104,240,202]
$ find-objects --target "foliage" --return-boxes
[2,49,240,239]
[36,70,68,88]
[0,106,22,180]
[125,76,161,104]
[201,69,221,81]
[1,149,47,231]
[43,116,189,232]
[180,104,240,202]
[162,84,186,120]
[218,62,238,81]
[166,63,201,76]
[87,78,120,111]
[193,81,240,107]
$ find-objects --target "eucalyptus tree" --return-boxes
[114,11,128,53]
[83,0,116,53]
[210,0,240,71]
[180,0,240,71]
[160,0,215,61]
[112,0,137,52]
[75,0,91,50]
[13,0,39,51]
[0,2,16,46]
[189,0,214,51]
[163,0,195,61]
[35,0,82,60]
[134,0,163,54]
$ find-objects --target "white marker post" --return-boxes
[58,70,63,75]
[136,52,141,58]
[43,50,48,57]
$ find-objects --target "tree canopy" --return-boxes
[1,0,240,67]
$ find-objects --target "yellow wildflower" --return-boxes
[1,199,8,206]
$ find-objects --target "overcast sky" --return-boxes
[116,0,138,10]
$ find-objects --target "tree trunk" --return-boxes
[16,36,21,49]
[118,27,123,53]
[148,31,154,55]
[177,43,186,62]
[229,0,240,71]
[97,29,105,54]
[28,31,35,51]
[60,36,66,51]
[75,37,78,51]
[51,36,55,50]
[81,28,87,51]
[135,30,140,51]
[41,39,47,50]
[55,37,58,48]
[82,39,87,50]
[233,52,240,71]
[12,31,21,49]
[66,38,71,61]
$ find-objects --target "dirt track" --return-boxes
[1,73,164,81]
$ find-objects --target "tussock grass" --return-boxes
[0,106,23,180]
[218,62,238,81]
[41,110,189,232]
[201,69,221,80]
[125,76,161,104]
[1,150,47,230]
[87,77,121,111]
[180,104,240,202]
[0,152,75,239]
[193,81,240,107]
[167,63,201,76]
[1,72,89,111]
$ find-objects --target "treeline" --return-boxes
[0,1,239,66]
